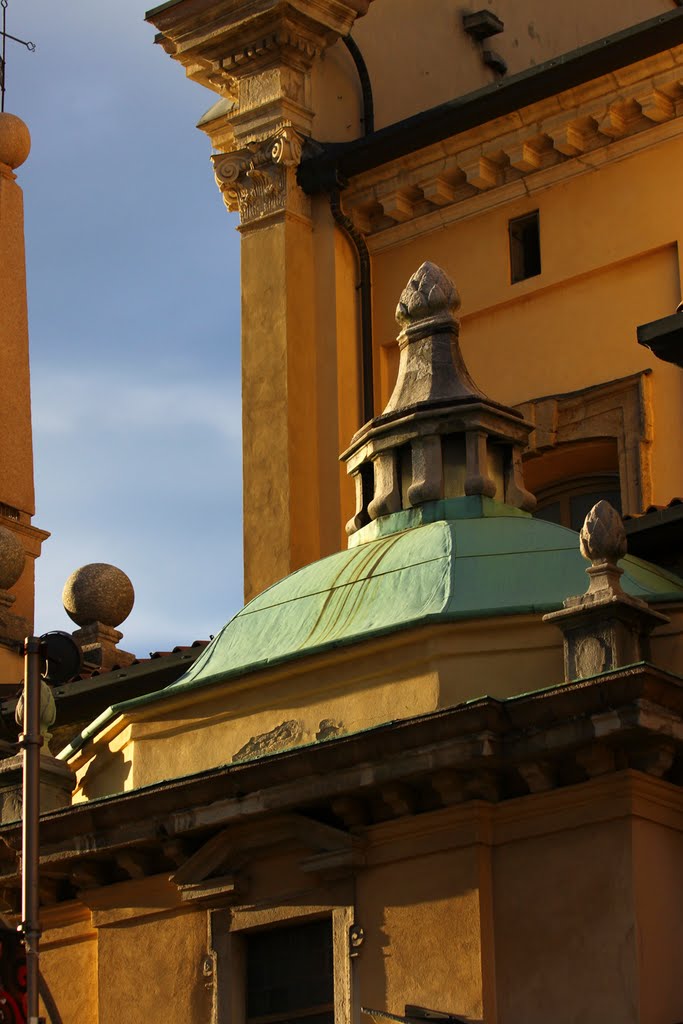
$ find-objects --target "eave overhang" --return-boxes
[298,8,683,192]
[637,311,683,368]
[0,663,682,907]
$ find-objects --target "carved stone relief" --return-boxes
[212,125,308,226]
[232,719,303,762]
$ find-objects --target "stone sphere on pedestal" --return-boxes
[62,563,135,628]
[0,524,25,591]
[0,113,31,170]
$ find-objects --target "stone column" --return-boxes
[147,0,374,602]
[0,114,49,633]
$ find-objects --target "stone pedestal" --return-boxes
[0,753,75,824]
[544,593,668,680]
[544,499,669,681]
[72,621,134,671]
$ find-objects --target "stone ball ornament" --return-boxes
[0,112,31,170]
[62,563,135,628]
[0,524,25,592]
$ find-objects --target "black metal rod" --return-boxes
[21,636,42,1023]
[1,1,6,114]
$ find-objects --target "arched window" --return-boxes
[524,439,621,531]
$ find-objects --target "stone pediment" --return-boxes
[169,813,364,902]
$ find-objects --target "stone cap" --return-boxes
[0,113,30,172]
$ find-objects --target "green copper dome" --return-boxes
[56,263,683,761]
[58,497,683,762]
[138,497,683,700]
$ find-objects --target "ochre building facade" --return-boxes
[2,3,683,1024]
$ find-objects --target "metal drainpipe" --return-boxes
[330,188,374,424]
[342,35,374,135]
[330,35,375,424]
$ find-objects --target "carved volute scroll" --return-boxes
[212,125,308,226]
[340,261,536,538]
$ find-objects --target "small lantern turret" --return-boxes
[341,262,536,539]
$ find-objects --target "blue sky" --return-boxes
[10,1,244,654]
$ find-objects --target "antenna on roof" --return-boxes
[0,0,36,113]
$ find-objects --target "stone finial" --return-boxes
[0,681,74,816]
[580,500,627,565]
[62,563,135,670]
[578,499,628,600]
[395,261,461,327]
[0,113,31,172]
[544,501,669,680]
[384,261,481,414]
[341,261,536,537]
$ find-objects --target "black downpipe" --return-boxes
[330,36,375,424]
[342,34,375,135]
[330,188,374,425]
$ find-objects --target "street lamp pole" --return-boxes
[20,635,42,1024]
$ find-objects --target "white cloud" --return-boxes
[31,368,241,443]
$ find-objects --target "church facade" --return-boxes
[1,2,683,1023]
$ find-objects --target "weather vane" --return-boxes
[0,0,36,113]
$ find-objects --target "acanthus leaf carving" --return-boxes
[211,126,307,224]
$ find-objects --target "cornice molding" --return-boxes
[147,0,374,95]
[341,49,683,251]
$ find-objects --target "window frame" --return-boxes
[209,905,355,1024]
[509,210,541,284]
[533,472,622,530]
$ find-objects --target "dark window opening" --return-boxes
[246,918,334,1024]
[509,211,541,283]
[534,474,622,532]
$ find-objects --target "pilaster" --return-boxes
[148,0,374,600]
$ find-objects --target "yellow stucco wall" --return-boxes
[95,906,210,1023]
[39,909,97,1024]
[369,135,683,508]
[312,0,675,138]
[357,847,487,1022]
[632,816,683,1023]
[38,774,683,1024]
[494,813,637,1021]
[70,613,569,798]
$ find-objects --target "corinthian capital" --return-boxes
[212,126,308,226]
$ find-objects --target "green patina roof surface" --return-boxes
[58,498,683,761]
[165,500,683,693]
